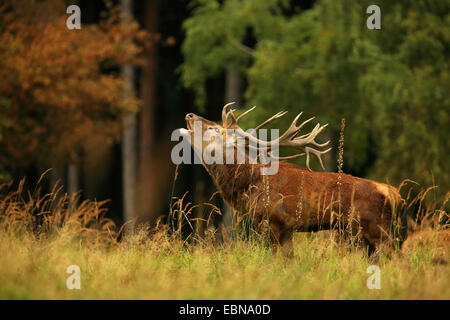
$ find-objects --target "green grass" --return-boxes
[0,228,448,299]
[0,178,448,300]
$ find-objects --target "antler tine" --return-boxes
[289,123,329,147]
[295,119,322,139]
[236,106,256,122]
[297,116,315,131]
[254,111,288,131]
[227,108,237,122]
[305,146,332,171]
[267,151,306,161]
[227,106,256,127]
[222,102,236,127]
[273,114,316,145]
[306,124,330,148]
[277,113,307,141]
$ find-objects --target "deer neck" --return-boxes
[202,149,260,205]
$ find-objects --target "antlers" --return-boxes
[221,103,332,171]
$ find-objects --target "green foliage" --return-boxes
[181,0,288,109]
[182,0,450,196]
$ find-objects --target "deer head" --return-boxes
[180,102,332,170]
[180,109,237,165]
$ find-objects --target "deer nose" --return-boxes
[185,113,194,120]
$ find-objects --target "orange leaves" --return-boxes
[0,0,148,166]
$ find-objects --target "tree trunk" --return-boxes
[225,66,242,107]
[121,0,137,228]
[67,161,79,197]
[140,0,158,167]
[122,112,137,225]
[136,0,158,226]
[67,152,80,210]
[223,66,242,231]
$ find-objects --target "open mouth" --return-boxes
[186,120,193,131]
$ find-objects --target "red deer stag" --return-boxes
[180,103,401,255]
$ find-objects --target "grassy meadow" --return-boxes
[0,178,449,300]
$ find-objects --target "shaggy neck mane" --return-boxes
[202,148,262,205]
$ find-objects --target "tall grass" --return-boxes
[0,174,448,299]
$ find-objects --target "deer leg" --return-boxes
[280,230,294,258]
[360,218,392,256]
[268,221,282,253]
[268,221,294,258]
[360,218,381,255]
